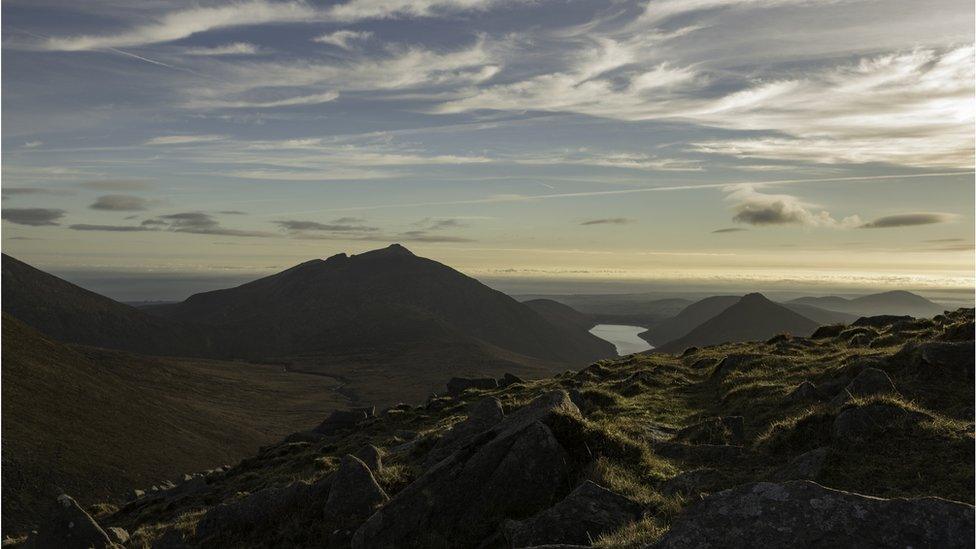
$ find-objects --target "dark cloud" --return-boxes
[859,212,957,229]
[2,187,72,197]
[70,224,156,232]
[1,208,66,226]
[275,219,378,232]
[580,217,634,226]
[79,180,153,191]
[333,216,365,224]
[415,217,468,230]
[156,212,273,237]
[398,230,474,243]
[141,218,169,227]
[712,227,748,233]
[219,210,247,215]
[90,194,152,211]
[923,238,965,243]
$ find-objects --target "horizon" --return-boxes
[2,0,975,299]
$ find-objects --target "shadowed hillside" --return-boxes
[15,309,971,548]
[790,290,945,318]
[655,293,820,354]
[523,298,597,331]
[640,296,740,346]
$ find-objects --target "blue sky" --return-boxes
[2,0,974,299]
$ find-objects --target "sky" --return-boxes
[2,0,974,301]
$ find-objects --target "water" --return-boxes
[589,324,653,356]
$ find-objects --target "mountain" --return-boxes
[640,296,740,346]
[21,309,971,547]
[655,293,820,353]
[1,314,348,535]
[782,302,859,325]
[523,299,596,331]
[150,244,614,364]
[790,291,945,318]
[1,254,214,357]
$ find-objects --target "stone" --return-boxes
[769,447,829,481]
[828,367,898,408]
[446,377,498,395]
[105,527,129,545]
[502,481,642,547]
[499,372,525,387]
[810,324,845,339]
[675,416,745,446]
[24,494,118,549]
[652,442,747,462]
[833,402,928,442]
[894,340,975,381]
[313,409,368,435]
[661,468,728,497]
[711,354,763,379]
[852,315,913,329]
[426,398,504,466]
[654,481,975,549]
[352,392,580,548]
[324,455,389,520]
[195,478,331,541]
[354,445,384,473]
[785,381,825,403]
[680,346,699,357]
[394,429,418,440]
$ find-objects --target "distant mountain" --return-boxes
[517,294,692,318]
[1,254,214,357]
[655,293,820,353]
[790,290,945,318]
[781,302,859,325]
[1,315,347,535]
[640,296,740,346]
[523,299,595,332]
[150,244,614,364]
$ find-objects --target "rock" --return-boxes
[499,372,525,387]
[833,402,928,442]
[25,494,118,549]
[849,333,872,346]
[711,354,762,379]
[151,528,188,549]
[105,527,129,545]
[195,478,330,541]
[765,333,791,345]
[502,481,642,547]
[769,447,829,481]
[680,346,699,357]
[661,468,728,497]
[313,409,368,435]
[894,340,975,381]
[354,445,384,473]
[132,489,145,499]
[352,392,579,548]
[283,430,327,443]
[394,429,418,440]
[325,455,389,520]
[828,367,899,408]
[653,442,747,462]
[426,398,504,466]
[785,381,824,403]
[689,358,716,370]
[852,315,913,329]
[446,377,498,395]
[675,416,745,445]
[654,481,975,549]
[941,320,974,342]
[810,324,845,339]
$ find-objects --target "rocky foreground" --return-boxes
[13,309,975,548]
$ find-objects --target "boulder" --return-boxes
[352,392,580,548]
[324,455,389,520]
[785,381,825,403]
[810,324,845,339]
[446,377,498,395]
[499,372,526,387]
[894,340,975,381]
[313,409,368,435]
[653,441,747,462]
[24,494,118,549]
[711,354,762,379]
[828,367,898,408]
[852,315,913,329]
[680,347,699,357]
[195,478,330,540]
[941,320,974,342]
[354,444,384,473]
[502,481,642,547]
[661,468,728,497]
[833,402,928,442]
[426,398,504,466]
[769,447,829,481]
[654,481,975,549]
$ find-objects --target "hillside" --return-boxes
[791,290,945,318]
[640,296,740,346]
[1,254,215,357]
[151,244,614,364]
[16,309,973,548]
[0,315,348,535]
[655,293,820,354]
[523,298,596,331]
[781,302,859,325]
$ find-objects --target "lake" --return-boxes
[589,324,653,356]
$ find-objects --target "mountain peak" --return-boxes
[739,292,772,305]
[355,243,415,259]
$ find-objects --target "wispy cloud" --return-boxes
[22,141,43,149]
[2,187,72,197]
[185,91,339,110]
[580,217,634,226]
[78,179,153,191]
[860,212,958,229]
[89,194,153,211]
[275,219,378,232]
[712,227,748,233]
[183,42,262,56]
[312,30,373,50]
[70,223,156,232]
[145,135,226,146]
[2,208,66,226]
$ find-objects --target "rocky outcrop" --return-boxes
[785,381,824,403]
[314,409,369,435]
[446,377,498,395]
[501,481,642,547]
[833,402,928,442]
[655,481,975,548]
[893,340,975,380]
[499,372,525,387]
[354,445,384,473]
[852,315,913,329]
[828,367,899,408]
[24,494,118,549]
[195,478,330,540]
[352,392,580,548]
[426,397,504,466]
[769,447,829,481]
[324,455,388,520]
[661,468,728,497]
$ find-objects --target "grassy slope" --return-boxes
[20,310,975,547]
[1,316,349,535]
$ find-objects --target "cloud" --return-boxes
[859,212,958,229]
[580,217,634,226]
[725,184,861,228]
[712,227,748,233]
[275,219,378,232]
[2,187,72,197]
[313,30,373,50]
[145,135,226,145]
[185,91,339,110]
[78,179,153,191]
[183,42,261,56]
[414,217,469,230]
[219,210,248,215]
[397,230,474,243]
[89,194,152,211]
[22,141,43,149]
[44,1,319,51]
[154,212,273,237]
[69,224,156,232]
[1,208,66,226]
[323,0,509,22]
